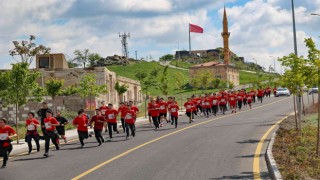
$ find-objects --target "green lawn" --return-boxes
[169,60,193,69]
[239,70,278,85]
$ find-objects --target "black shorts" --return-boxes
[0,145,12,157]
[186,112,192,117]
[78,130,89,139]
[148,113,151,116]
[56,127,65,135]
[160,113,167,117]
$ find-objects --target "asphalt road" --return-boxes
[1,96,294,180]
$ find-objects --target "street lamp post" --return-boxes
[311,13,320,16]
[291,0,302,134]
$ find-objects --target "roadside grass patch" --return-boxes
[273,111,320,179]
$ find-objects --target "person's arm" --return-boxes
[36,108,42,117]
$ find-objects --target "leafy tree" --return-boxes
[190,77,201,94]
[74,49,90,68]
[279,53,306,133]
[77,73,108,109]
[59,85,79,96]
[45,78,64,112]
[305,38,320,155]
[159,54,174,62]
[0,62,44,143]
[9,35,50,66]
[228,81,235,90]
[135,70,159,117]
[212,78,221,89]
[173,72,187,110]
[158,66,169,98]
[115,81,128,102]
[88,53,102,67]
[197,70,213,93]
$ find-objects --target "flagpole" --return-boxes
[189,23,191,55]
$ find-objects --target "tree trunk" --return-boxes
[313,92,315,104]
[302,94,305,116]
[144,93,147,118]
[293,95,298,131]
[317,90,320,156]
[15,103,19,144]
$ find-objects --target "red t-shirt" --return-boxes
[147,102,152,113]
[184,102,194,112]
[124,110,136,124]
[219,97,227,105]
[118,106,128,118]
[158,102,168,113]
[273,88,277,93]
[0,125,16,147]
[211,97,219,106]
[99,106,109,116]
[44,117,59,131]
[73,116,88,132]
[237,93,243,101]
[247,95,253,102]
[258,90,264,96]
[229,95,237,105]
[26,118,40,131]
[106,109,118,123]
[169,104,179,117]
[148,104,160,117]
[90,115,105,130]
[131,106,139,114]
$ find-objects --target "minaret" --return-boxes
[221,6,231,65]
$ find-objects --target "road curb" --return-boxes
[265,131,283,180]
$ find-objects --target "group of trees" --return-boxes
[68,49,103,68]
[1,36,111,143]
[278,38,320,155]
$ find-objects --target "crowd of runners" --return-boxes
[0,87,277,168]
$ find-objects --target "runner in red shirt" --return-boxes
[0,118,16,168]
[184,98,195,123]
[273,87,277,97]
[219,94,228,115]
[124,105,136,139]
[90,109,106,146]
[267,86,271,98]
[169,101,179,128]
[237,91,244,110]
[257,88,264,103]
[43,111,60,157]
[167,97,173,122]
[211,93,219,116]
[99,101,109,133]
[158,98,168,126]
[247,92,253,109]
[25,112,40,154]
[195,95,203,116]
[250,89,256,103]
[73,109,89,148]
[105,104,119,141]
[118,102,128,133]
[148,100,160,129]
[147,97,154,124]
[203,94,212,118]
[243,90,248,107]
[229,92,237,113]
[128,101,139,132]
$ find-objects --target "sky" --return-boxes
[0,0,320,73]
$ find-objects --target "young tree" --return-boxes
[45,78,64,112]
[9,35,50,66]
[158,66,169,98]
[190,77,201,94]
[212,78,221,89]
[198,70,213,93]
[77,73,108,109]
[74,49,90,68]
[115,81,128,102]
[173,72,187,111]
[135,70,159,118]
[0,62,44,143]
[59,85,79,96]
[88,53,102,67]
[305,38,320,155]
[159,54,174,62]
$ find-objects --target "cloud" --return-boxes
[0,0,319,74]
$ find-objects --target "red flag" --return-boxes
[189,23,204,33]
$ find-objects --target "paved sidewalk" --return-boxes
[10,117,149,156]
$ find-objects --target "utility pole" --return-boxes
[119,32,130,58]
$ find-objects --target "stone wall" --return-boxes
[189,65,239,86]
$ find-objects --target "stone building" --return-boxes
[189,61,239,86]
[0,53,142,122]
